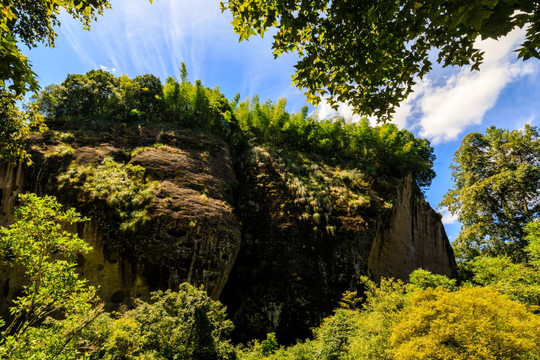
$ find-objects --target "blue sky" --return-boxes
[23,0,540,242]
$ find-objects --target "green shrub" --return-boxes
[525,221,540,267]
[130,143,170,157]
[78,284,237,360]
[44,143,75,158]
[58,157,158,232]
[468,256,540,308]
[407,269,457,291]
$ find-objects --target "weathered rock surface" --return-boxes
[221,148,377,342]
[221,148,455,343]
[368,176,455,280]
[0,127,241,314]
[0,126,454,341]
[0,163,25,227]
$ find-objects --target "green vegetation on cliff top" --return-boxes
[31,67,435,191]
[57,158,158,233]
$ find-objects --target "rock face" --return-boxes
[368,176,455,280]
[221,148,455,343]
[0,127,454,341]
[0,163,25,227]
[221,148,377,342]
[0,127,241,315]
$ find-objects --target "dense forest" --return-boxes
[0,66,539,359]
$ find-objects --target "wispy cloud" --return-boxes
[60,16,99,69]
[59,0,222,77]
[57,0,303,109]
[513,113,536,129]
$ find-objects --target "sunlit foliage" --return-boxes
[525,221,540,267]
[234,97,435,188]
[0,194,101,359]
[76,284,236,360]
[57,158,158,232]
[389,286,540,360]
[407,268,457,291]
[237,277,409,360]
[441,125,540,261]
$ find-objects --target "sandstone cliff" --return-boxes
[0,125,454,341]
[368,176,455,280]
[0,126,241,316]
[221,147,454,342]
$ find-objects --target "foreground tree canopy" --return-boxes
[74,286,236,360]
[222,0,540,121]
[441,125,540,261]
[389,286,540,360]
[0,0,112,95]
[0,194,101,359]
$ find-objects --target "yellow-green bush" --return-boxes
[76,285,236,360]
[389,286,540,360]
[44,143,75,158]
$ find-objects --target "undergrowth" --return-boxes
[44,143,75,158]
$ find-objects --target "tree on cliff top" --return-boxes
[441,125,540,261]
[221,0,540,121]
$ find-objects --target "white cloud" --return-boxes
[314,98,362,122]
[313,28,537,137]
[439,207,459,225]
[100,65,117,74]
[313,91,418,129]
[413,28,536,144]
[391,80,431,129]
